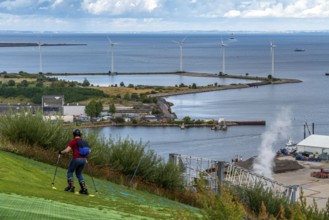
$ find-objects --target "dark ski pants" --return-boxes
[67,158,86,183]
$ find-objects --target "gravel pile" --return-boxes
[235,157,304,173]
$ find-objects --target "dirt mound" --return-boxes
[235,157,304,173]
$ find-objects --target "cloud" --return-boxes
[0,12,71,31]
[0,0,34,10]
[82,0,161,15]
[223,0,329,18]
[51,0,64,9]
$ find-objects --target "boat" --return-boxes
[282,139,297,154]
[325,73,329,76]
[229,33,236,40]
[294,49,305,52]
[180,123,185,129]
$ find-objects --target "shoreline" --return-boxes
[47,71,302,98]
[76,120,266,129]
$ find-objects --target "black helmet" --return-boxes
[73,129,82,137]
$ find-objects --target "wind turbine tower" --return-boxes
[220,39,227,74]
[270,42,276,76]
[107,36,117,75]
[173,36,187,72]
[38,41,43,73]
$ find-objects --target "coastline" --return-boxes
[76,120,266,129]
[47,71,302,98]
[51,72,302,127]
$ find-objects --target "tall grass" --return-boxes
[84,134,184,190]
[0,110,72,149]
[0,111,184,190]
[196,179,245,219]
[234,183,291,218]
[234,183,329,219]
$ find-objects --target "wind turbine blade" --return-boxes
[181,36,188,43]
[172,40,179,44]
[106,36,113,44]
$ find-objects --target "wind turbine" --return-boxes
[220,39,227,74]
[270,41,276,76]
[172,36,187,72]
[107,36,117,75]
[38,41,43,73]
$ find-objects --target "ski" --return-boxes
[74,192,95,197]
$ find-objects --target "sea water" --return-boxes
[1,32,329,161]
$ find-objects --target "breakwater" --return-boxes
[0,43,87,47]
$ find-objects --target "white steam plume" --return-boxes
[253,107,292,179]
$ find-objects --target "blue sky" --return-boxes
[0,0,328,32]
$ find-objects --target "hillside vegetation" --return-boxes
[0,150,199,219]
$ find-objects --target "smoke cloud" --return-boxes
[253,107,292,179]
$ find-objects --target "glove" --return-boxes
[58,150,62,155]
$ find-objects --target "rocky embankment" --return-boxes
[150,78,301,98]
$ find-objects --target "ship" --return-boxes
[294,48,305,52]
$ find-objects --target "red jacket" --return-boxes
[68,137,87,159]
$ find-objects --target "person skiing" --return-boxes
[59,129,89,195]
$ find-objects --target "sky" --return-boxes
[0,0,329,33]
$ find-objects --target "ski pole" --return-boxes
[51,153,61,190]
[129,157,142,187]
[86,159,98,193]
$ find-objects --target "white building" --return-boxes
[63,104,86,116]
[297,135,329,154]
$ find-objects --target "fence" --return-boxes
[169,153,299,203]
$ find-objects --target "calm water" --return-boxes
[1,32,329,161]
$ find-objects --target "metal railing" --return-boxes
[169,153,299,203]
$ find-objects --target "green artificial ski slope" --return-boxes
[0,150,200,219]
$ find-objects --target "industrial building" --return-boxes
[297,135,329,154]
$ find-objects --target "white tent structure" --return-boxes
[297,135,329,154]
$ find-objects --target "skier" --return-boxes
[59,129,89,195]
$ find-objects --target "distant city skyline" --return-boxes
[0,0,328,33]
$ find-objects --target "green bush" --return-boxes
[234,183,291,218]
[197,181,245,219]
[0,87,108,104]
[0,110,72,149]
[87,136,184,190]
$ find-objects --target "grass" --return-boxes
[95,86,154,96]
[0,150,200,219]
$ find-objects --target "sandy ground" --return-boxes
[273,156,329,209]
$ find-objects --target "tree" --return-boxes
[85,100,103,118]
[191,83,197,89]
[19,80,29,87]
[7,80,15,87]
[95,101,103,117]
[109,103,116,114]
[131,93,139,100]
[120,81,125,87]
[82,78,90,87]
[36,81,44,87]
[183,116,192,124]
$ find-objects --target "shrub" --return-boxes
[197,181,245,219]
[0,110,72,149]
[101,137,184,189]
[234,183,291,218]
[7,80,15,86]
